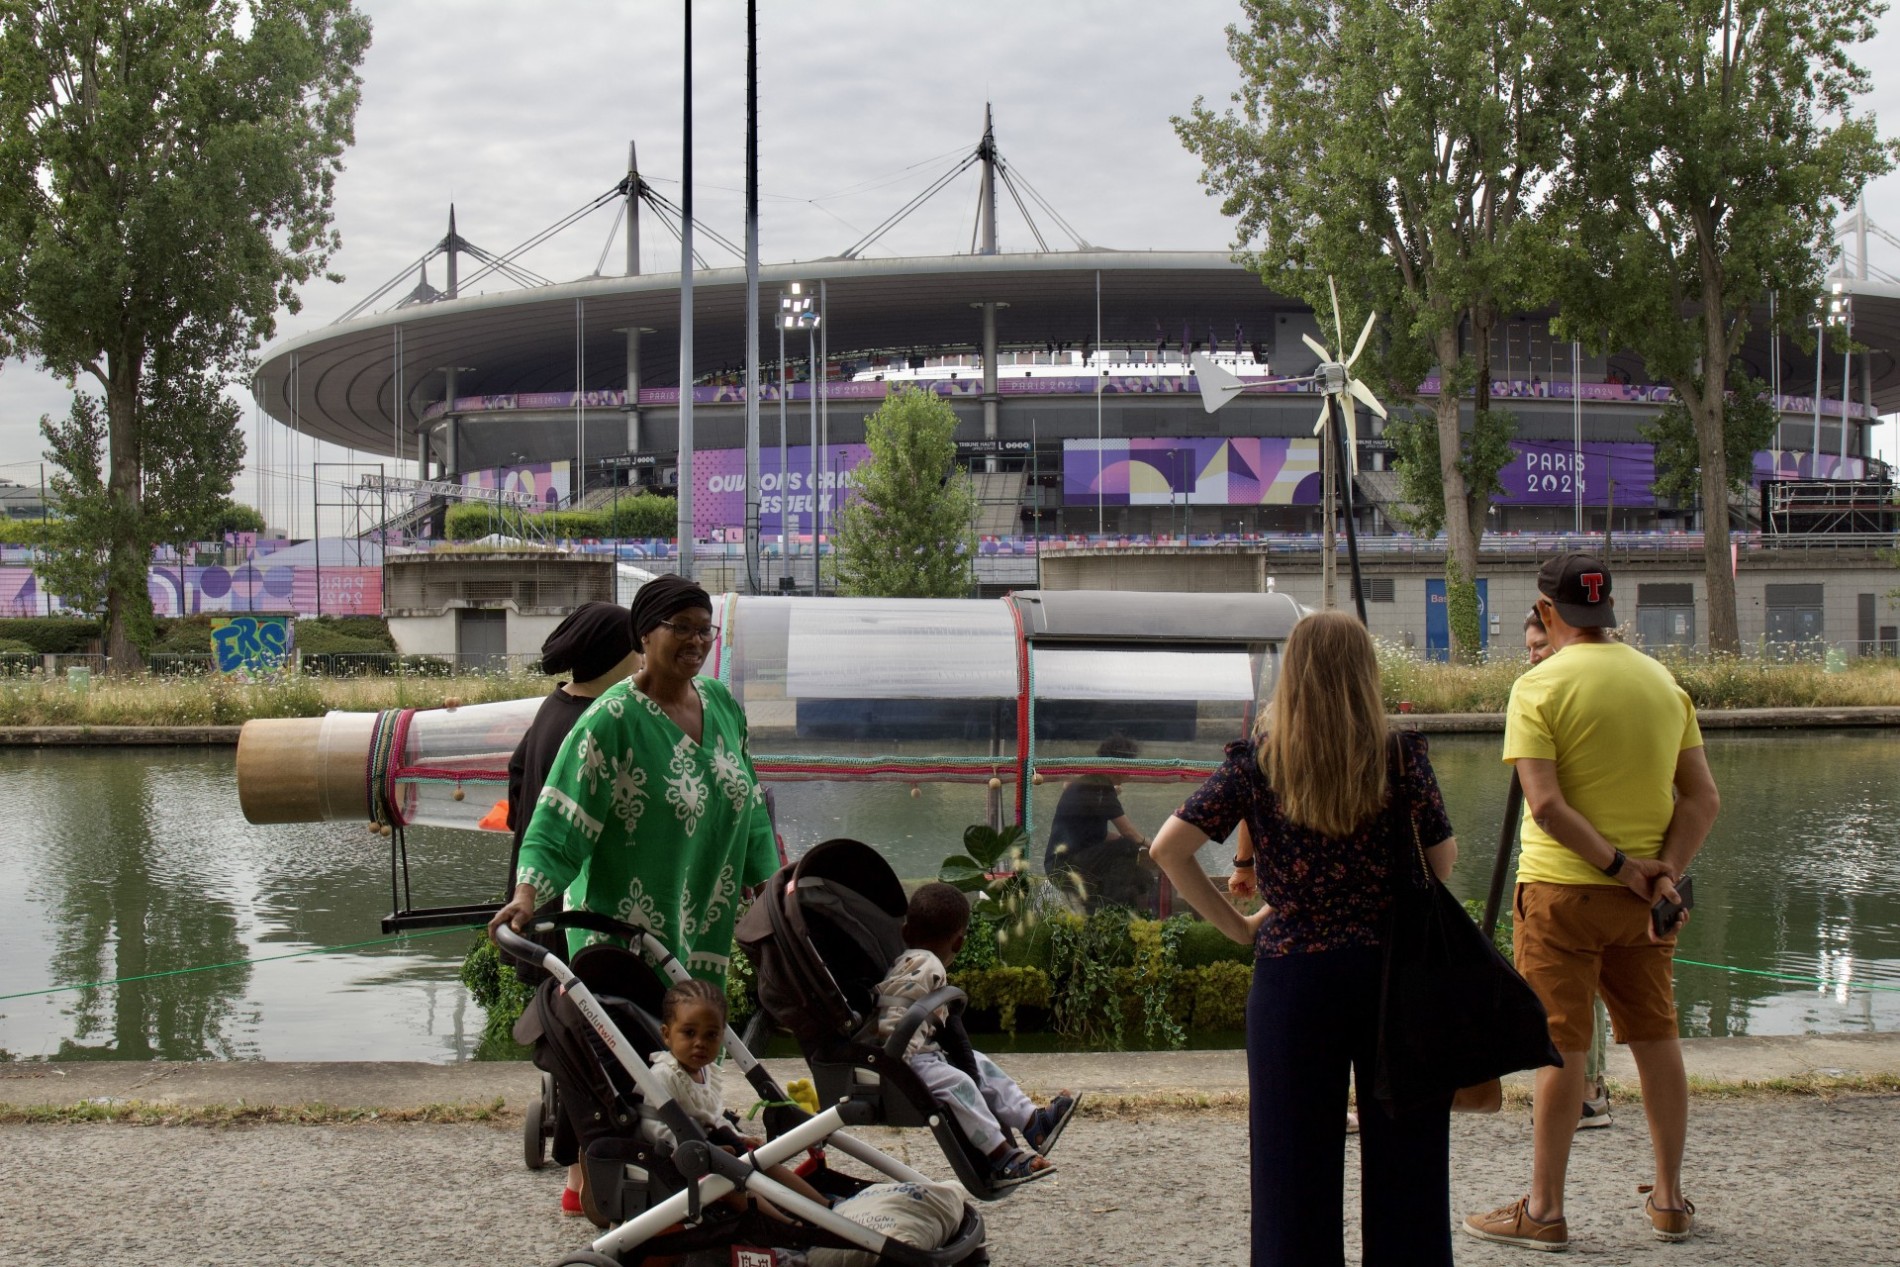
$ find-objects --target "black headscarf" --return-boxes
[540,601,636,682]
[628,574,713,651]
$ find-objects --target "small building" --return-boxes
[382,549,614,669]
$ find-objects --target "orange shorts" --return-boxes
[1512,882,1678,1052]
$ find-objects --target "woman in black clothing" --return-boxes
[502,599,640,1218]
[1149,611,1460,1267]
[1044,735,1152,911]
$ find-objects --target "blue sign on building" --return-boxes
[1424,578,1489,662]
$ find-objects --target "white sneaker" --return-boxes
[1577,1084,1613,1130]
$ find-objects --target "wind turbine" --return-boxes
[1190,277,1387,622]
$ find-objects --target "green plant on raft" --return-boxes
[1128,915,1190,1049]
[1045,907,1134,1049]
[460,934,535,1061]
[947,964,1051,1034]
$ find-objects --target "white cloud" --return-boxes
[4,0,1899,499]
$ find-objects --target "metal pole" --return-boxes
[808,323,819,596]
[742,0,761,594]
[1841,307,1852,473]
[674,0,695,580]
[1573,341,1582,535]
[1327,393,1368,626]
[778,303,788,584]
[1095,269,1103,534]
[1813,319,1825,470]
[1481,771,1523,938]
[819,279,830,593]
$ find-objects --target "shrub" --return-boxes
[0,617,100,653]
[1175,917,1254,969]
[604,493,680,539]
[948,965,1051,1034]
[293,615,397,654]
[460,935,536,1061]
[1182,961,1252,1032]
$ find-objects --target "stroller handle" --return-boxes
[490,921,555,970]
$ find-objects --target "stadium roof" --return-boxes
[255,250,1900,456]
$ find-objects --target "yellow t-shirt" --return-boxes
[1502,640,1703,887]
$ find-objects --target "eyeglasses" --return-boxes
[654,620,721,644]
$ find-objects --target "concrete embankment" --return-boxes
[0,705,1896,748]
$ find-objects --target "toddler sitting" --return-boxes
[873,882,1077,1189]
[650,978,830,1220]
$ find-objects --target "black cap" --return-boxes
[1537,553,1615,628]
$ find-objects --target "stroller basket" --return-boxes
[494,916,988,1266]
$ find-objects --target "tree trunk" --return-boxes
[1434,330,1482,663]
[1685,381,1739,655]
[1690,252,1740,656]
[103,352,145,673]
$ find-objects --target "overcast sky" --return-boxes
[3,0,1899,508]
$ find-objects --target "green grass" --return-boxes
[0,671,552,727]
[1376,643,1900,714]
[0,1097,510,1126]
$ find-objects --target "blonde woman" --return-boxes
[1150,610,1459,1267]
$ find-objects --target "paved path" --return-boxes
[3,1036,1897,1266]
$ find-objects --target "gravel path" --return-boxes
[4,1093,1894,1266]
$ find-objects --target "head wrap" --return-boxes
[540,601,637,682]
[628,573,713,651]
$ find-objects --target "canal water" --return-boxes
[1,730,1895,1062]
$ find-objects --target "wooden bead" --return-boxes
[987,776,1003,790]
[452,786,466,802]
[909,785,922,798]
[1030,772,1044,786]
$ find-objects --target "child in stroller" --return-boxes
[876,883,1077,1189]
[495,913,990,1266]
[649,977,833,1221]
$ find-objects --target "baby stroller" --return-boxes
[495,912,989,1267]
[735,839,1042,1203]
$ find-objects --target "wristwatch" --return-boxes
[1232,855,1255,869]
[1600,848,1628,878]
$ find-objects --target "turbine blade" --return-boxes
[1347,376,1388,419]
[1328,275,1346,354]
[1313,402,1329,434]
[1347,312,1376,368]
[1340,396,1359,474]
[1190,352,1248,413]
[1301,333,1331,362]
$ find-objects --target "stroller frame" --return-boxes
[494,920,988,1267]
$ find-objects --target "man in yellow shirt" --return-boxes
[1466,554,1720,1253]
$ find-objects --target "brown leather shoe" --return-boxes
[1641,1186,1695,1242]
[1462,1197,1569,1252]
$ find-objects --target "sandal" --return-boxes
[989,1145,1056,1189]
[1023,1093,1079,1156]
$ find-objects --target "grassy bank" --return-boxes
[0,655,1895,728]
[1375,646,1900,714]
[0,671,549,727]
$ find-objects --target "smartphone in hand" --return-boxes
[1651,873,1695,938]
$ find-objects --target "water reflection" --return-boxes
[1,733,1895,1062]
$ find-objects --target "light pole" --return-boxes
[1831,282,1854,474]
[779,284,816,591]
[1813,300,1827,471]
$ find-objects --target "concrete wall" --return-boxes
[1040,547,1900,658]
[387,609,573,659]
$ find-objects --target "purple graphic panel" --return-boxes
[1063,438,1322,506]
[689,445,870,536]
[1494,441,1656,507]
[1753,450,1867,481]
[461,461,571,508]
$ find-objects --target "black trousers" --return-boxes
[1245,944,1453,1267]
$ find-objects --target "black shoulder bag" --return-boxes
[1372,736,1562,1113]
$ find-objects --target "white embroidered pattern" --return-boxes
[576,732,609,794]
[536,786,603,842]
[614,879,667,938]
[608,749,648,833]
[696,864,738,943]
[516,865,559,895]
[710,737,752,813]
[664,736,709,835]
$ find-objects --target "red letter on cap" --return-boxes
[1580,573,1604,602]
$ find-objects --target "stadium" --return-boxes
[247,135,1900,657]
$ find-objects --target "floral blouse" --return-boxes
[1175,731,1453,959]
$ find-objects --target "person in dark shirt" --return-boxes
[1044,735,1152,911]
[501,599,640,1219]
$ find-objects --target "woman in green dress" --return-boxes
[489,575,779,980]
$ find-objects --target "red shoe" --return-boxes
[560,1187,585,1217]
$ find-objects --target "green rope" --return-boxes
[1673,957,1900,995]
[0,924,482,1002]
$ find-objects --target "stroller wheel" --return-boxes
[523,1095,548,1170]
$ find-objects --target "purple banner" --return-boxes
[461,461,571,508]
[1494,441,1655,507]
[1753,449,1866,481]
[689,444,870,537]
[1063,437,1323,506]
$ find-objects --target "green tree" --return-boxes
[1641,370,1780,508]
[1176,0,1580,661]
[1544,0,1892,653]
[0,0,371,668]
[833,387,977,598]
